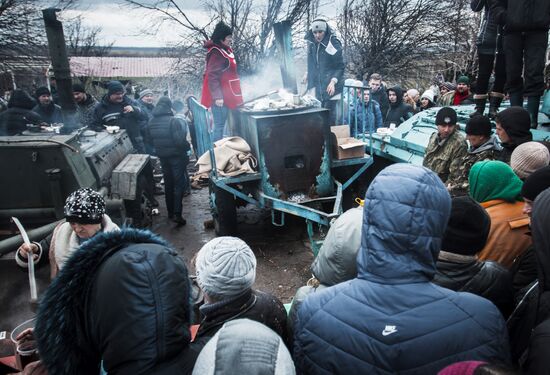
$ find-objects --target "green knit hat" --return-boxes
[457,75,470,85]
[469,160,523,203]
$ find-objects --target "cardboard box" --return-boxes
[330,125,367,160]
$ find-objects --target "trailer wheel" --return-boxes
[124,174,152,228]
[210,182,237,236]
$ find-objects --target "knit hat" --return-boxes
[107,81,125,96]
[437,361,487,375]
[420,89,435,104]
[211,21,232,44]
[406,89,419,100]
[469,160,523,203]
[511,142,550,179]
[441,82,456,91]
[64,188,106,224]
[441,196,491,255]
[192,319,295,375]
[195,236,256,298]
[435,107,457,126]
[310,19,327,32]
[456,75,470,85]
[35,86,51,98]
[465,115,492,136]
[495,107,532,145]
[72,83,86,93]
[521,166,550,201]
[139,89,153,99]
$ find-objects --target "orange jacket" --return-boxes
[477,199,531,268]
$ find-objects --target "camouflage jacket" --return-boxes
[446,136,503,196]
[76,94,98,128]
[423,130,468,183]
[437,90,473,106]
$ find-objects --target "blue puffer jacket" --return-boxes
[293,164,510,375]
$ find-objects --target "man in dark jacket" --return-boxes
[433,196,513,317]
[439,76,474,106]
[384,86,413,127]
[91,80,148,153]
[34,228,200,375]
[148,96,190,225]
[490,0,550,128]
[367,73,390,118]
[0,89,42,136]
[293,163,510,374]
[194,236,287,344]
[495,106,533,163]
[33,86,63,124]
[304,19,345,125]
[72,83,97,129]
[137,88,155,154]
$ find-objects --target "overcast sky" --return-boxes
[65,0,339,47]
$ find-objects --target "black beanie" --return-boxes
[107,81,125,96]
[435,107,457,126]
[72,83,86,93]
[521,166,550,201]
[466,115,492,136]
[35,86,51,98]
[211,21,232,44]
[441,196,491,255]
[496,107,532,143]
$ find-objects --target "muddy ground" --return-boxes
[0,185,315,332]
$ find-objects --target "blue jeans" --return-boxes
[211,105,228,142]
[160,156,189,217]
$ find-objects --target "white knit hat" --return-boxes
[195,237,256,298]
[511,142,550,179]
[421,89,435,104]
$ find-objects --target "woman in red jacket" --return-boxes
[201,21,243,142]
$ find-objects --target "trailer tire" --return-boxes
[210,182,237,236]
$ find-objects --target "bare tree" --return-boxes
[64,15,113,57]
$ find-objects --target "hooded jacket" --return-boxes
[0,90,42,136]
[305,24,345,101]
[383,86,414,127]
[496,107,533,163]
[293,164,510,374]
[147,97,190,159]
[34,229,199,375]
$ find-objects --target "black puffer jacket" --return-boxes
[384,86,414,127]
[434,253,513,317]
[0,90,42,135]
[34,229,199,375]
[92,94,148,153]
[471,0,502,54]
[147,98,190,159]
[524,318,550,374]
[490,0,550,31]
[305,24,345,101]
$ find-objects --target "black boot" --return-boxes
[470,94,488,117]
[509,92,524,107]
[527,96,541,129]
[488,92,504,120]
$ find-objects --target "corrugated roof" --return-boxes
[69,56,179,78]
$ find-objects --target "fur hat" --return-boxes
[435,107,457,126]
[72,83,86,93]
[35,86,51,98]
[195,236,256,299]
[441,196,491,255]
[465,115,492,136]
[211,21,233,44]
[107,81,125,96]
[521,166,550,201]
[511,142,550,179]
[310,19,327,32]
[64,188,106,224]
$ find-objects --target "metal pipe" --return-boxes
[273,21,298,94]
[0,208,56,220]
[0,220,63,256]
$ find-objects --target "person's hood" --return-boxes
[152,96,173,116]
[532,188,550,292]
[35,228,191,375]
[469,135,503,154]
[388,86,404,106]
[498,107,533,146]
[304,23,335,45]
[8,90,36,110]
[357,164,451,283]
[469,160,523,203]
